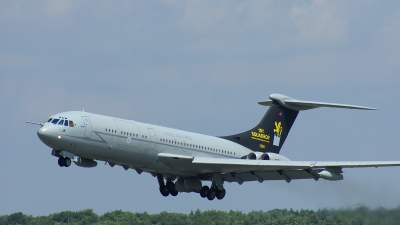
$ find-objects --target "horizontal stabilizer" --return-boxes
[258,93,376,111]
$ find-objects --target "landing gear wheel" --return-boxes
[216,188,226,200]
[200,185,209,198]
[207,187,216,201]
[166,181,178,196]
[159,185,169,197]
[64,158,71,167]
[58,157,64,167]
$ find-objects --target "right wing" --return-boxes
[157,153,400,183]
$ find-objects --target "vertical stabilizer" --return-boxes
[219,93,375,154]
[220,101,298,154]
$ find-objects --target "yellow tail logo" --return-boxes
[274,121,283,137]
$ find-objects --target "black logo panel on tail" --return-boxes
[219,101,298,154]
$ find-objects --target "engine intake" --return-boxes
[246,152,290,161]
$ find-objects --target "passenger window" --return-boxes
[52,119,60,124]
[58,120,64,125]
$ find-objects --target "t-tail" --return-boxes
[220,93,376,154]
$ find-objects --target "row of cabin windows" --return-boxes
[159,138,235,156]
[105,128,147,139]
[105,128,117,134]
[47,118,74,127]
[121,131,139,138]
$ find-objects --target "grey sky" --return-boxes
[1,0,400,216]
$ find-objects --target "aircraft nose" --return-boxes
[37,126,53,144]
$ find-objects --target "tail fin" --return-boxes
[220,93,375,154]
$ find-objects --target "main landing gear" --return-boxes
[156,174,226,200]
[157,174,178,197]
[200,185,226,201]
[58,157,71,167]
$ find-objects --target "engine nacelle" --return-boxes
[175,178,202,193]
[264,152,290,161]
[318,170,343,181]
[73,157,97,168]
[246,152,290,161]
[249,152,270,160]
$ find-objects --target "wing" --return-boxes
[157,153,400,183]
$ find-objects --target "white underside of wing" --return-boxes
[157,153,400,174]
[193,157,400,171]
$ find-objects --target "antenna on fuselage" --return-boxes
[82,109,85,112]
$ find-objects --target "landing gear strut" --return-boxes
[157,174,178,197]
[58,157,71,167]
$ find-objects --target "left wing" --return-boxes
[157,153,400,183]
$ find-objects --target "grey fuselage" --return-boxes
[37,111,253,177]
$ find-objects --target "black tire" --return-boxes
[166,181,178,196]
[200,186,209,198]
[170,189,178,196]
[207,188,216,201]
[159,185,169,197]
[166,181,175,191]
[216,188,226,200]
[58,157,64,167]
[64,158,71,167]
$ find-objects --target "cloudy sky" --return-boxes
[1,0,400,216]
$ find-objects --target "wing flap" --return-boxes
[223,169,322,183]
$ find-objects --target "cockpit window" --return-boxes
[69,120,74,127]
[64,120,69,126]
[58,120,64,125]
[47,118,53,122]
[51,119,60,124]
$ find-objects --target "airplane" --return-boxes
[27,93,400,201]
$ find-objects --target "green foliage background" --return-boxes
[1,206,400,225]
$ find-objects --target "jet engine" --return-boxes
[246,152,290,161]
[247,152,269,160]
[73,157,97,168]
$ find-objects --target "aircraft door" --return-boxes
[147,128,157,150]
[82,116,92,137]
